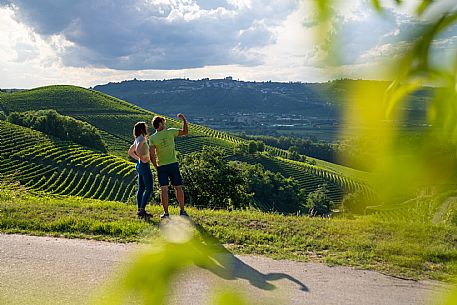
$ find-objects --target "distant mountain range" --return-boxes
[92,78,431,120]
[94,78,337,116]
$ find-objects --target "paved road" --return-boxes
[0,234,451,305]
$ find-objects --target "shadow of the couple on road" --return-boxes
[192,222,309,293]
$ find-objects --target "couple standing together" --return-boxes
[128,114,188,219]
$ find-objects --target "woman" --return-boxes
[128,122,153,219]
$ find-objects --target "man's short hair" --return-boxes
[152,116,165,129]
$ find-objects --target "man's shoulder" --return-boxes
[166,128,179,136]
[149,132,159,142]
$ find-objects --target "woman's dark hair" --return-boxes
[152,116,165,129]
[133,122,147,138]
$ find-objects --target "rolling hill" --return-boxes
[0,85,371,212]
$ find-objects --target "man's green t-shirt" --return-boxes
[149,128,179,166]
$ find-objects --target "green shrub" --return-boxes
[342,190,367,214]
[306,184,333,216]
[233,142,249,155]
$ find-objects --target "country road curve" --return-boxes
[0,234,452,305]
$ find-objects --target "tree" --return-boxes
[233,162,307,213]
[180,146,251,209]
[248,140,258,154]
[341,190,367,214]
[306,184,333,216]
[256,141,265,152]
[288,145,300,161]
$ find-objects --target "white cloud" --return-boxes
[0,0,299,70]
[0,0,455,89]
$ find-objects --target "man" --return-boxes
[149,113,188,218]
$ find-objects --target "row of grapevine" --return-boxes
[230,153,375,204]
[0,120,137,202]
[228,154,342,203]
[278,157,375,200]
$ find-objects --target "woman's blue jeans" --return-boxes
[136,161,153,209]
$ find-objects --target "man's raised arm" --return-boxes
[177,113,188,136]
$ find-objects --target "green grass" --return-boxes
[1,186,456,281]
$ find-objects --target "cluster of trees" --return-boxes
[240,134,339,162]
[238,134,382,170]
[7,109,107,152]
[286,145,308,162]
[233,140,265,155]
[179,146,334,215]
[233,138,311,163]
[233,162,307,213]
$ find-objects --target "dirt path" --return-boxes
[432,196,457,224]
[0,234,451,305]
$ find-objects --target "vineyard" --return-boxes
[0,85,373,209]
[366,188,457,222]
[230,153,373,208]
[0,121,136,202]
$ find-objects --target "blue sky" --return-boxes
[0,0,456,88]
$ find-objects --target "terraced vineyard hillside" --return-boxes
[231,154,373,207]
[0,121,136,201]
[0,85,372,210]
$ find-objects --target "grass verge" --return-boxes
[0,186,456,281]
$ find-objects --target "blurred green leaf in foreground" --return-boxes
[316,0,457,202]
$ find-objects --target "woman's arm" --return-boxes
[149,145,158,169]
[128,144,140,161]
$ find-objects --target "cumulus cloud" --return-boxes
[0,0,299,70]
